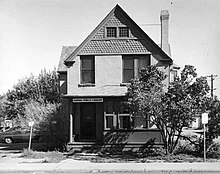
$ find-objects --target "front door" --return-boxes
[80,103,96,140]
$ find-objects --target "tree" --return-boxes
[1,69,59,121]
[207,97,220,140]
[126,65,210,154]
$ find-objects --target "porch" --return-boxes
[67,97,163,152]
[68,129,163,152]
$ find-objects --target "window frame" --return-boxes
[122,55,151,83]
[105,26,130,38]
[80,55,95,84]
[119,27,129,37]
[104,99,156,130]
[106,27,117,38]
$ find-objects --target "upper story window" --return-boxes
[122,55,150,83]
[106,26,130,38]
[80,56,95,84]
[119,27,129,37]
[106,27,117,37]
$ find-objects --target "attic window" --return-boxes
[106,27,117,37]
[119,27,129,37]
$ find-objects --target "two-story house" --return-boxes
[58,5,173,150]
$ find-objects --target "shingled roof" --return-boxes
[65,4,172,65]
[58,46,77,72]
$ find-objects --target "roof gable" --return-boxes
[65,4,172,64]
[58,46,77,72]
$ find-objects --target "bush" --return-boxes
[21,148,35,157]
[173,139,196,155]
[207,141,220,158]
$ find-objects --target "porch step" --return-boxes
[67,141,163,153]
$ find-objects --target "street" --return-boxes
[0,172,219,174]
[1,143,220,174]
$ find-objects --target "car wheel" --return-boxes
[5,137,13,144]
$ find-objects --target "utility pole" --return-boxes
[207,74,217,99]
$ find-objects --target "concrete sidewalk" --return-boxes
[0,158,220,173]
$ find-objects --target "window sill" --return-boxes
[78,83,95,87]
[104,128,159,131]
[120,83,130,86]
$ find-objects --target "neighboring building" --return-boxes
[58,5,173,149]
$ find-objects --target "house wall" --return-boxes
[96,55,122,86]
[103,129,163,145]
[59,72,67,95]
[67,54,165,94]
[68,56,80,94]
[96,102,104,141]
[151,54,170,90]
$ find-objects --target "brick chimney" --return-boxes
[160,10,170,56]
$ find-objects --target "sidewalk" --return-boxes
[0,158,220,173]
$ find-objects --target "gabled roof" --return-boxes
[65,4,172,64]
[58,46,77,72]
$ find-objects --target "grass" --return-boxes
[70,151,206,163]
[21,148,66,163]
[20,145,220,164]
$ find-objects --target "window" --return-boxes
[123,55,150,83]
[119,27,129,37]
[104,100,133,130]
[106,27,130,38]
[104,100,156,130]
[123,58,134,83]
[118,114,133,129]
[80,56,95,84]
[106,27,117,37]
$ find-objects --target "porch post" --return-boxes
[70,114,73,143]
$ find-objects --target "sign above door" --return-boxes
[72,98,103,103]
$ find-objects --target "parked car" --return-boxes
[0,127,40,144]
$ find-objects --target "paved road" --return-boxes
[1,143,220,174]
[1,172,219,174]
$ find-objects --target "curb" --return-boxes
[0,161,220,173]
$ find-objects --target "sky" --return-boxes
[0,0,220,97]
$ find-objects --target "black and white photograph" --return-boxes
[0,0,220,173]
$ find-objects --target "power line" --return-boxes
[139,24,160,26]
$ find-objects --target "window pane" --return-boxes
[81,57,94,70]
[106,116,113,129]
[138,58,148,69]
[137,56,150,77]
[81,56,95,84]
[81,70,94,83]
[119,27,129,37]
[134,117,146,128]
[123,58,134,69]
[123,58,134,83]
[123,70,134,83]
[119,115,132,129]
[107,27,116,37]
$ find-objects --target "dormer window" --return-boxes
[106,27,117,37]
[119,27,129,37]
[106,26,129,38]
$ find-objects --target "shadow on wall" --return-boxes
[84,129,157,153]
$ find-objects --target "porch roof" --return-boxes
[62,85,127,98]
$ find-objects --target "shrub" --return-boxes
[21,148,35,157]
[173,139,196,155]
[207,141,220,158]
